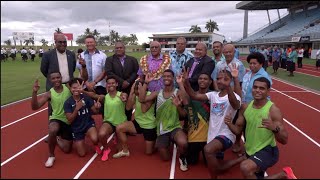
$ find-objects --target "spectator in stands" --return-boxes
[272,46,281,74]
[185,42,215,91]
[225,77,297,179]
[138,41,171,92]
[287,46,298,77]
[212,41,225,64]
[297,46,304,68]
[170,37,194,88]
[105,41,139,121]
[316,49,320,70]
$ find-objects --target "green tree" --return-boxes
[76,34,86,46]
[205,19,219,32]
[97,35,110,46]
[129,33,138,45]
[92,29,100,38]
[189,25,202,33]
[84,28,92,35]
[110,30,120,45]
[24,39,34,46]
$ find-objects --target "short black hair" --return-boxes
[218,69,232,79]
[68,78,83,87]
[254,77,271,89]
[163,69,174,76]
[77,48,84,53]
[199,73,212,80]
[246,52,265,64]
[85,35,95,41]
[212,41,223,47]
[106,75,117,82]
[49,70,61,76]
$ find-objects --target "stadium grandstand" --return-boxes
[235,1,320,59]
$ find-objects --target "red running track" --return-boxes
[1,78,320,178]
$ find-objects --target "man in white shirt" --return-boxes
[297,47,304,68]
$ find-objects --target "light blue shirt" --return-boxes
[170,49,193,88]
[234,48,240,59]
[212,54,225,65]
[211,58,246,86]
[241,67,272,103]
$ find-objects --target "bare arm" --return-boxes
[225,104,247,135]
[126,84,136,111]
[183,78,208,102]
[31,79,51,110]
[138,82,158,103]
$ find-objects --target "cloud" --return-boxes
[1,1,288,45]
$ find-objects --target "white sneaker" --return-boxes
[45,156,55,168]
[112,150,130,158]
[179,157,188,172]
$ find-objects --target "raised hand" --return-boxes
[94,97,101,109]
[229,63,239,78]
[221,67,231,88]
[75,98,84,111]
[33,78,40,92]
[78,56,86,66]
[145,73,154,83]
[172,94,183,107]
[77,80,85,92]
[176,74,184,84]
[182,67,190,80]
[258,114,275,131]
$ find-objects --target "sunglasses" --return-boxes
[57,41,67,44]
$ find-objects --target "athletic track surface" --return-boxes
[1,60,319,178]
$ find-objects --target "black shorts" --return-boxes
[49,119,73,141]
[155,128,181,148]
[39,53,43,58]
[246,145,279,178]
[186,142,206,165]
[103,121,116,133]
[316,59,320,67]
[72,119,96,141]
[132,120,157,141]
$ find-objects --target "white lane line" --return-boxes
[73,133,115,179]
[1,135,48,166]
[271,77,320,96]
[169,144,177,179]
[292,71,319,78]
[284,118,320,148]
[297,68,320,74]
[1,92,46,108]
[1,108,48,129]
[270,91,307,93]
[272,88,320,113]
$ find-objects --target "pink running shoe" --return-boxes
[95,146,102,155]
[283,167,297,179]
[101,148,111,161]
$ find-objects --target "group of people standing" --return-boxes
[31,33,296,179]
[1,46,44,62]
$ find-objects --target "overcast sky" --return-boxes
[1,1,288,46]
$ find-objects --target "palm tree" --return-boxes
[40,39,48,46]
[205,19,219,32]
[84,28,92,35]
[92,29,100,38]
[189,25,202,33]
[129,34,138,45]
[4,39,11,46]
[24,39,34,46]
[55,28,62,33]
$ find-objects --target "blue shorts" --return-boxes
[214,135,233,160]
[72,120,96,141]
[246,145,279,178]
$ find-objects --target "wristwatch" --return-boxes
[272,126,280,133]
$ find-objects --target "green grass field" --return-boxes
[1,52,319,105]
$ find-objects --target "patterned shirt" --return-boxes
[169,49,193,76]
[212,54,225,65]
[138,54,171,92]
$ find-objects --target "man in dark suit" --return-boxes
[41,34,77,91]
[105,42,139,121]
[184,42,215,91]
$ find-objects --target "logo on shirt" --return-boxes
[211,102,227,116]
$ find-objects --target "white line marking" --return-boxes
[270,91,307,93]
[169,144,177,179]
[1,135,48,166]
[272,87,320,113]
[291,71,319,78]
[73,133,115,179]
[1,108,48,129]
[1,92,46,108]
[284,118,320,148]
[297,68,320,74]
[271,77,320,96]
